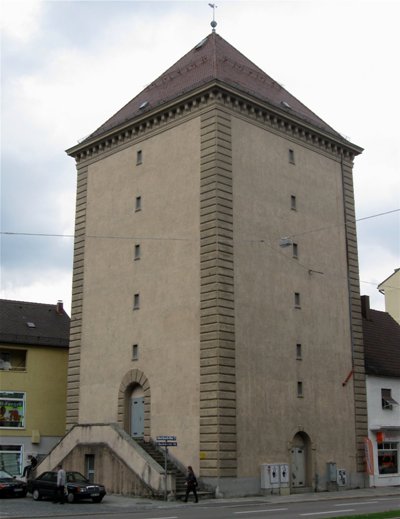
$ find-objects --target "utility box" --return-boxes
[326,462,337,482]
[280,464,289,486]
[261,463,289,491]
[337,469,347,486]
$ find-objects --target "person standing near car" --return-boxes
[53,464,66,504]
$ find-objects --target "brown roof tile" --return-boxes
[0,299,70,348]
[87,32,341,141]
[362,298,400,377]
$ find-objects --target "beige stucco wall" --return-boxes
[231,117,357,480]
[379,269,400,324]
[79,117,201,470]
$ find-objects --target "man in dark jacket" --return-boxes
[184,466,198,503]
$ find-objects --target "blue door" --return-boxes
[131,396,144,437]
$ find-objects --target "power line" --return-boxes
[1,208,398,240]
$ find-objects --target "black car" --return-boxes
[0,470,27,498]
[28,471,106,503]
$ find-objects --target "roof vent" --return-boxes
[139,101,149,110]
[281,101,291,109]
[195,37,207,50]
[26,322,36,328]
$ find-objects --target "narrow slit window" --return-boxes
[292,243,298,259]
[297,381,303,397]
[291,195,297,210]
[296,343,302,359]
[135,196,142,212]
[134,244,141,260]
[133,293,140,310]
[132,344,139,360]
[136,150,143,165]
[289,149,295,164]
[294,292,301,308]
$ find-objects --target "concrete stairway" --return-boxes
[134,439,213,500]
[134,439,187,496]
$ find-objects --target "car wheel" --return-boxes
[67,492,75,503]
[92,496,103,503]
[32,489,41,501]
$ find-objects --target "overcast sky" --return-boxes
[1,0,399,315]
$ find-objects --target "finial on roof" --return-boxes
[209,3,217,32]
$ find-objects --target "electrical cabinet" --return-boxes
[261,463,289,489]
[337,469,347,486]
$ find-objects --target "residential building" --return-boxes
[0,300,70,475]
[45,30,366,496]
[378,269,400,325]
[362,295,400,487]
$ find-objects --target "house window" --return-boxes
[292,243,298,259]
[378,442,398,474]
[136,150,143,165]
[0,391,25,429]
[85,454,95,484]
[133,293,140,310]
[0,349,27,371]
[132,344,139,360]
[296,343,302,359]
[291,195,297,210]
[381,388,398,410]
[135,196,142,212]
[294,292,301,308]
[134,244,141,260]
[289,149,295,164]
[0,445,23,476]
[297,381,303,397]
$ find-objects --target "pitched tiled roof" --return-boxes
[87,32,341,141]
[0,299,70,348]
[362,303,400,378]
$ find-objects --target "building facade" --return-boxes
[0,300,70,476]
[362,295,400,487]
[378,269,400,325]
[58,31,367,495]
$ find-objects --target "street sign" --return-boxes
[155,436,178,501]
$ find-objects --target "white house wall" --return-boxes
[366,375,400,487]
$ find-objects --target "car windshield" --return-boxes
[0,470,13,478]
[66,472,88,483]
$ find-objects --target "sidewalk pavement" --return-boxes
[103,485,400,509]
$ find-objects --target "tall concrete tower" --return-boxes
[63,31,366,496]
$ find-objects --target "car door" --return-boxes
[39,472,57,497]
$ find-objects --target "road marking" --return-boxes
[235,508,288,514]
[300,511,355,516]
[334,501,379,506]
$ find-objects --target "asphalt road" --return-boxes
[1,494,400,519]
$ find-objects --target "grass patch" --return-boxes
[331,511,400,519]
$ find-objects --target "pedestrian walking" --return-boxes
[184,465,198,503]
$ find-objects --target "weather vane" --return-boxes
[208,3,217,32]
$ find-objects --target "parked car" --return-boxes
[0,470,27,498]
[28,471,106,503]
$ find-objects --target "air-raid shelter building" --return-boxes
[55,30,367,496]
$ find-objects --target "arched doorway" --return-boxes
[291,431,311,489]
[130,386,144,438]
[117,369,151,439]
